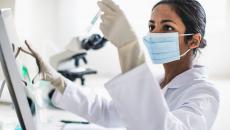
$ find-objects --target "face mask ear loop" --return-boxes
[180,33,194,36]
[180,49,191,58]
[179,33,194,58]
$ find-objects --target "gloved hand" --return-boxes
[97,0,145,73]
[21,41,67,93]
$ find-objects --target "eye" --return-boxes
[148,24,155,32]
[163,25,174,32]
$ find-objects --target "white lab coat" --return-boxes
[52,63,219,130]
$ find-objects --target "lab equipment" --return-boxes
[54,33,107,85]
[50,10,104,84]
[0,8,36,130]
[0,80,11,103]
[20,65,52,118]
[22,65,31,81]
[20,65,36,116]
[81,10,107,50]
[143,32,192,64]
[58,52,97,85]
[61,120,90,124]
[14,124,22,130]
[85,10,101,35]
[50,10,108,85]
[32,80,50,123]
[0,80,5,98]
[81,33,107,50]
[0,119,18,130]
[98,0,145,73]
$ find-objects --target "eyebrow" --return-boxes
[149,19,176,24]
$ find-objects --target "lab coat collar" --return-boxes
[163,65,208,90]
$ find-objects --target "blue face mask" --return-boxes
[143,32,193,64]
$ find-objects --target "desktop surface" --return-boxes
[0,102,126,130]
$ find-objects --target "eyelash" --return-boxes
[148,25,175,32]
[148,25,155,32]
[163,25,174,31]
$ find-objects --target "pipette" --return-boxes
[85,10,101,35]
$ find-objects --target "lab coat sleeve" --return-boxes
[51,80,124,127]
[105,63,219,130]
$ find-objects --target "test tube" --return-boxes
[85,10,102,35]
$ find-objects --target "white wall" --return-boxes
[14,0,59,56]
[198,0,230,79]
[0,0,15,11]
[12,0,59,77]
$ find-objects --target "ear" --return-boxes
[189,33,202,49]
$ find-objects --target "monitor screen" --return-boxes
[0,8,37,130]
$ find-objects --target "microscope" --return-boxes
[50,34,107,86]
[50,10,107,86]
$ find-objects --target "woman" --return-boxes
[23,0,219,129]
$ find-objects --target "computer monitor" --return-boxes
[0,8,37,130]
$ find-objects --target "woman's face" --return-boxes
[149,4,190,62]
